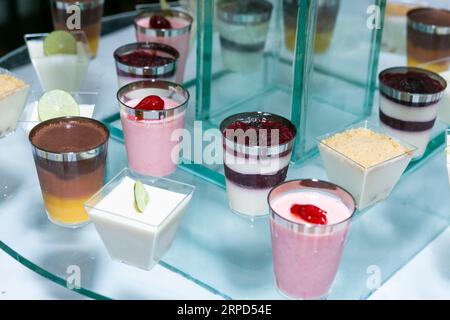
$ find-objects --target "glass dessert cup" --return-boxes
[24,32,91,92]
[20,91,98,134]
[29,117,109,228]
[407,7,450,73]
[220,112,297,217]
[216,0,273,73]
[317,121,416,211]
[50,0,104,57]
[378,66,447,159]
[113,42,179,88]
[283,0,340,54]
[0,68,31,199]
[447,129,450,184]
[117,80,189,177]
[134,9,193,83]
[268,179,356,300]
[84,168,195,270]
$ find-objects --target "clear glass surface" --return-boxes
[0,9,450,300]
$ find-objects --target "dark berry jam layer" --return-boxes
[223,118,295,146]
[117,50,175,68]
[380,71,445,94]
[220,37,265,53]
[379,110,436,132]
[224,165,288,189]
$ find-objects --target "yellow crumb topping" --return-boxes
[321,127,409,168]
[0,74,27,99]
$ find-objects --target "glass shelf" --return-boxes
[1,10,449,300]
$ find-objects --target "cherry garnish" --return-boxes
[225,119,294,146]
[149,15,172,29]
[290,204,327,225]
[381,71,445,94]
[135,95,165,111]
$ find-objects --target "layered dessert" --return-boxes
[217,0,273,72]
[268,179,355,300]
[220,112,297,217]
[134,9,192,83]
[407,8,450,73]
[84,169,195,270]
[283,0,340,53]
[25,31,91,92]
[29,117,109,227]
[437,69,450,123]
[318,125,414,210]
[114,42,179,87]
[0,69,30,138]
[51,0,104,57]
[118,80,189,177]
[379,67,447,158]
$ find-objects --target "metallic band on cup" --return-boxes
[52,0,104,11]
[407,8,450,36]
[217,0,273,25]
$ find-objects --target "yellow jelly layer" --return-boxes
[43,193,90,225]
[408,57,450,73]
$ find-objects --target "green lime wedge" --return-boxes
[43,31,77,56]
[38,90,80,121]
[134,180,150,213]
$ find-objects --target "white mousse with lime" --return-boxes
[26,31,91,92]
[86,175,194,270]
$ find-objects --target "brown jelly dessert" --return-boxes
[29,117,109,227]
[407,8,450,73]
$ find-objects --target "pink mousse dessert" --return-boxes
[268,179,356,300]
[134,10,193,83]
[117,80,189,177]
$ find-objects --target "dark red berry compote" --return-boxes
[220,112,297,216]
[378,66,447,158]
[114,42,179,86]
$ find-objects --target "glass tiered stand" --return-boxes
[0,0,449,299]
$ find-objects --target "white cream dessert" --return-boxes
[85,174,194,270]
[319,126,414,210]
[437,70,450,124]
[26,32,90,92]
[0,72,30,138]
[216,0,273,73]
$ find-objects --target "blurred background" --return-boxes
[0,0,168,56]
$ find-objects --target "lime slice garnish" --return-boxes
[38,90,80,121]
[134,180,150,213]
[43,31,77,56]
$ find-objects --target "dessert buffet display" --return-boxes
[1,0,450,300]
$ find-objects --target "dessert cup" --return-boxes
[25,32,91,92]
[220,111,297,217]
[117,80,189,177]
[317,121,416,210]
[114,42,179,87]
[84,168,195,270]
[216,0,273,73]
[379,66,447,158]
[407,7,450,73]
[29,117,109,228]
[268,179,356,300]
[20,91,97,134]
[50,0,104,57]
[134,9,193,83]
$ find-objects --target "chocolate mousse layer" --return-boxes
[379,110,436,132]
[224,165,289,189]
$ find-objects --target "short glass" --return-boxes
[113,42,179,87]
[283,0,340,53]
[24,32,91,92]
[317,121,416,210]
[117,80,189,177]
[216,0,273,73]
[50,0,104,57]
[407,7,450,73]
[268,179,356,300]
[378,66,447,158]
[29,117,109,228]
[220,112,297,217]
[84,168,195,270]
[134,9,193,83]
[20,91,98,134]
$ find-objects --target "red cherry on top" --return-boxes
[135,95,165,111]
[290,204,327,225]
[149,15,172,29]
